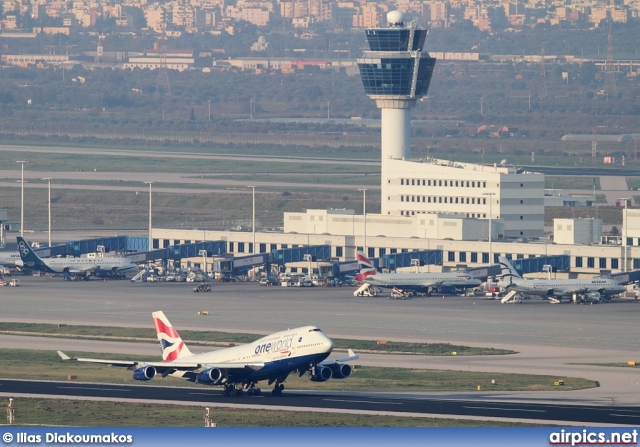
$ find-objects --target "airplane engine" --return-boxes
[329,363,352,379]
[133,366,156,381]
[196,368,224,385]
[586,292,601,302]
[309,365,333,382]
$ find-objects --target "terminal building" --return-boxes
[150,12,636,276]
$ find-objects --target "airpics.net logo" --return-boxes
[549,429,638,446]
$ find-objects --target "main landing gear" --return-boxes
[271,383,285,396]
[222,383,262,397]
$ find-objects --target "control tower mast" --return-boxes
[357,11,436,215]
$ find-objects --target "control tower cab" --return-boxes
[357,11,436,215]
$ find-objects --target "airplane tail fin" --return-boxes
[152,311,193,362]
[16,237,43,267]
[497,257,521,282]
[354,251,377,281]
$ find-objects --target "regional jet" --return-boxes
[497,256,625,303]
[354,251,481,293]
[58,311,358,397]
[17,237,138,279]
[0,251,23,269]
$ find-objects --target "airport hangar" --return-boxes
[149,156,640,279]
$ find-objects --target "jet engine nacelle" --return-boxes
[309,365,333,382]
[133,366,156,381]
[328,363,352,379]
[196,368,224,385]
[586,291,601,302]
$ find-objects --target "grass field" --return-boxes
[0,322,514,356]
[4,398,533,427]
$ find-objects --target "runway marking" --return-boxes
[56,386,129,392]
[464,406,545,413]
[324,399,402,405]
[609,414,640,418]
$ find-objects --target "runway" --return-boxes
[1,276,640,424]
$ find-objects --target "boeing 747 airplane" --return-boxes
[497,256,625,303]
[17,237,138,279]
[58,311,358,396]
[354,251,481,294]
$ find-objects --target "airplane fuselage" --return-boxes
[365,272,481,290]
[171,326,333,382]
[504,278,625,297]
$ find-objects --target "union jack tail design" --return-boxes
[152,311,193,362]
[354,251,377,281]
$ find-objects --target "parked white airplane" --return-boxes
[354,251,481,293]
[58,311,358,396]
[17,237,138,279]
[497,256,625,302]
[0,251,23,269]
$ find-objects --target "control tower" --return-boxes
[357,11,436,215]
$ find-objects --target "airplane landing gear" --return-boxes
[223,384,244,397]
[271,383,285,396]
[243,383,261,396]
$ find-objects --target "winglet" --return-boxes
[57,351,71,361]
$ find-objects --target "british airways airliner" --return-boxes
[58,311,358,397]
[355,251,481,293]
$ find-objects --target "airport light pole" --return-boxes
[144,182,153,251]
[247,185,256,254]
[16,161,28,237]
[619,197,629,272]
[358,188,367,257]
[42,178,52,247]
[483,192,495,265]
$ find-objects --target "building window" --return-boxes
[173,240,181,245]
[599,258,607,269]
[471,252,478,263]
[281,244,288,249]
[439,180,442,186]
[520,200,524,204]
[390,248,397,254]
[634,259,640,269]
[270,244,277,251]
[520,216,524,220]
[448,251,455,262]
[163,239,169,248]
[611,258,619,269]
[379,248,386,257]
[238,242,245,253]
[575,257,583,268]
[455,181,459,187]
[438,197,442,203]
[459,252,466,262]
[367,247,375,259]
[627,238,633,246]
[336,247,343,257]
[411,179,415,185]
[428,180,431,186]
[587,257,595,268]
[472,181,475,187]
[483,182,486,187]
[401,179,404,185]
[259,243,267,253]
[428,197,431,203]
[229,242,234,252]
[152,239,159,249]
[482,252,489,263]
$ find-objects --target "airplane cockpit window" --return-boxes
[308,328,322,332]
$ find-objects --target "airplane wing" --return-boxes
[66,266,99,274]
[556,288,588,297]
[319,349,359,366]
[58,351,265,373]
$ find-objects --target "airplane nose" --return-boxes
[325,337,334,352]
